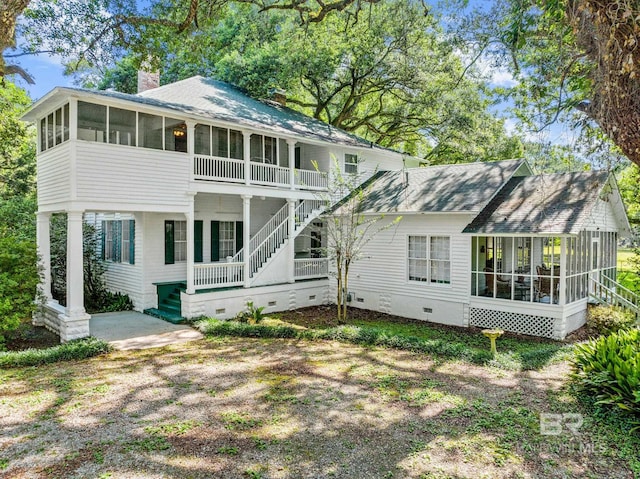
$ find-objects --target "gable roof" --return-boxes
[462,170,624,234]
[22,76,399,154]
[356,159,529,214]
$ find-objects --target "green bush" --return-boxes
[0,337,112,368]
[572,329,640,424]
[87,291,134,314]
[587,305,636,335]
[235,301,267,324]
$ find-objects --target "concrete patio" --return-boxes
[89,311,203,350]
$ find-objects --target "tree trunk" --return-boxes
[342,260,350,322]
[567,0,640,166]
[0,0,31,79]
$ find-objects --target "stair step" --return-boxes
[163,297,181,308]
[168,292,181,301]
[143,308,186,324]
[159,302,181,314]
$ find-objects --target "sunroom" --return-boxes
[470,232,617,306]
[463,170,630,339]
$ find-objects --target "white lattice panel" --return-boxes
[470,308,556,338]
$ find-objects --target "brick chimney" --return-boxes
[137,69,160,93]
[269,88,287,106]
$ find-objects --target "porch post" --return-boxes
[186,120,196,182]
[59,211,90,342]
[36,212,53,303]
[288,139,296,190]
[186,194,196,295]
[288,199,296,283]
[242,195,252,288]
[69,98,78,141]
[243,131,251,185]
[559,236,567,306]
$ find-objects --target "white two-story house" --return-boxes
[24,75,411,341]
[24,74,635,342]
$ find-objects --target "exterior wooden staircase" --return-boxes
[231,199,324,282]
[590,274,640,320]
[144,282,187,324]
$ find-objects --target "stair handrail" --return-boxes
[230,202,290,264]
[600,273,640,306]
[249,217,289,275]
[589,276,640,316]
[294,199,324,230]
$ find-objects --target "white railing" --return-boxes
[295,169,328,190]
[294,258,329,279]
[250,203,289,252]
[591,274,640,318]
[194,262,244,289]
[250,162,289,186]
[194,155,245,182]
[295,199,324,230]
[250,219,289,275]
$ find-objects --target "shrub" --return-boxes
[587,305,636,335]
[87,291,134,314]
[235,301,267,324]
[0,337,112,368]
[572,329,640,424]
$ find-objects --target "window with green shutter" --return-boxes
[194,220,203,263]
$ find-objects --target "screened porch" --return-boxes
[470,232,617,305]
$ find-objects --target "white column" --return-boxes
[69,98,78,141]
[59,211,90,342]
[288,199,296,283]
[186,121,196,182]
[288,140,296,190]
[36,212,53,302]
[559,236,567,306]
[242,195,252,288]
[243,131,251,185]
[186,194,196,295]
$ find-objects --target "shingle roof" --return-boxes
[356,159,527,214]
[462,171,611,234]
[137,77,390,150]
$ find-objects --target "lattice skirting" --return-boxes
[469,308,556,338]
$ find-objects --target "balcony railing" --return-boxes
[250,161,290,187]
[194,262,244,289]
[194,155,244,183]
[192,155,327,190]
[294,258,329,280]
[295,169,328,190]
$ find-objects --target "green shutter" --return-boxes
[235,221,243,253]
[101,220,106,260]
[113,221,122,262]
[129,219,135,265]
[211,221,220,261]
[194,220,203,263]
[165,220,175,264]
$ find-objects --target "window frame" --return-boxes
[102,219,135,265]
[344,153,359,174]
[407,235,451,285]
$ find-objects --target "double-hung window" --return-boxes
[219,221,236,259]
[344,153,358,174]
[102,220,135,264]
[408,235,450,284]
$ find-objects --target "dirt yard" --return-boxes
[0,336,636,478]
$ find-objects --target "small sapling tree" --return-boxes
[317,158,401,322]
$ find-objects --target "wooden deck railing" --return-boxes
[192,155,327,190]
[294,258,329,279]
[193,262,244,289]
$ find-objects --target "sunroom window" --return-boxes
[77,101,107,142]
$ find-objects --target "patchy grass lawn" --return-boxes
[1,336,638,479]
[268,306,572,371]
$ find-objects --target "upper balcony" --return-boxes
[35,99,330,210]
